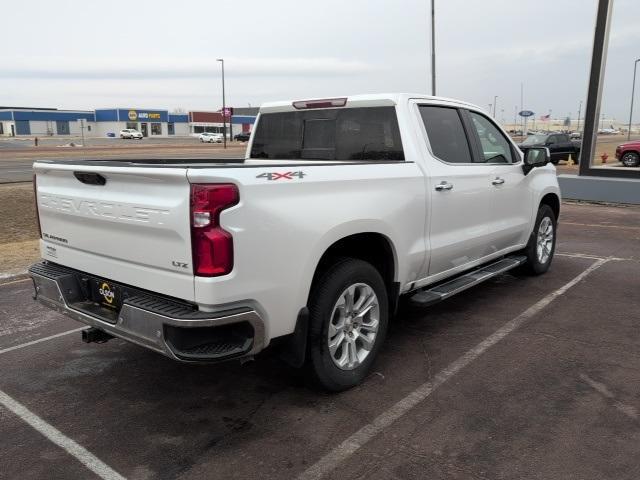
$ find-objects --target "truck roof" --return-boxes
[259,93,480,113]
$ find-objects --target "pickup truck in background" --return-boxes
[30,94,560,391]
[519,133,581,164]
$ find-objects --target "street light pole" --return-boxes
[577,100,582,132]
[430,0,436,96]
[627,58,640,141]
[216,58,227,149]
[493,95,498,118]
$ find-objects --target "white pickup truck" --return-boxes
[30,94,560,391]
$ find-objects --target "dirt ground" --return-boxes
[0,183,39,276]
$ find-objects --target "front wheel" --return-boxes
[522,204,557,275]
[307,258,388,391]
[621,152,640,167]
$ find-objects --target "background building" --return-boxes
[0,107,95,137]
[94,108,189,137]
[188,107,257,137]
[0,106,254,138]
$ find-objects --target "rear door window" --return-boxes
[250,107,404,160]
[418,106,472,164]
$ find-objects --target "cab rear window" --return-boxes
[250,107,404,161]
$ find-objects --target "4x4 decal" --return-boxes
[256,171,306,181]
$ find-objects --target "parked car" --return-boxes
[615,140,640,167]
[199,132,224,143]
[519,133,581,164]
[30,94,560,391]
[234,132,251,142]
[119,129,143,139]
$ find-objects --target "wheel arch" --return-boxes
[540,192,560,221]
[308,232,399,312]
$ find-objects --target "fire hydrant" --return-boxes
[601,152,608,164]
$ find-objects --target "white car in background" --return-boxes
[119,129,143,139]
[199,132,224,143]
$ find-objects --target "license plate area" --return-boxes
[89,279,122,311]
[68,277,124,324]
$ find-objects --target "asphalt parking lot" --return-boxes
[1,202,639,480]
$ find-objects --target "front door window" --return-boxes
[140,123,148,137]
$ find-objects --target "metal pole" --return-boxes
[430,0,436,96]
[217,58,227,149]
[493,96,497,118]
[80,120,85,147]
[628,59,640,141]
[520,82,524,133]
[577,100,582,132]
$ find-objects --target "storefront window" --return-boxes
[126,122,138,130]
[193,126,223,134]
[151,123,162,135]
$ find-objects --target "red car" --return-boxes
[615,141,640,167]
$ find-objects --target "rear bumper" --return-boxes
[29,261,265,362]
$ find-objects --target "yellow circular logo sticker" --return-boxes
[98,282,115,304]
[128,110,137,121]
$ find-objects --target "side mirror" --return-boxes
[522,147,550,174]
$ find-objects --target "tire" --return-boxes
[621,152,640,167]
[522,204,557,275]
[307,258,389,392]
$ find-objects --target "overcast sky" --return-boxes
[2,0,639,122]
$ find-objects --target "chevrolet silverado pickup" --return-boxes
[30,94,560,391]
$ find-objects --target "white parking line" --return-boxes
[0,328,84,356]
[297,258,610,480]
[0,389,125,480]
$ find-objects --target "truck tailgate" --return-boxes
[34,162,195,301]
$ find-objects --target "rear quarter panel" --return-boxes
[188,161,426,341]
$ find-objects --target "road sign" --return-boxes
[519,110,535,117]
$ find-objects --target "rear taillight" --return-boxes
[190,183,239,277]
[33,174,42,238]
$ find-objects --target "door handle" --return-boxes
[435,181,453,191]
[492,177,505,186]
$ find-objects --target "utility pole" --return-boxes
[628,58,640,140]
[216,58,227,149]
[520,82,524,134]
[577,100,582,132]
[493,95,498,118]
[430,0,436,96]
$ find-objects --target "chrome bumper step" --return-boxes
[409,255,527,307]
[28,261,265,362]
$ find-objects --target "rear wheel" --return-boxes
[522,204,557,275]
[307,258,388,391]
[621,152,640,167]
